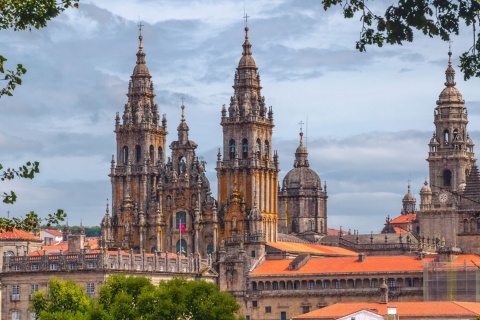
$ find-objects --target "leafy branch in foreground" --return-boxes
[322,0,480,80]
[0,209,67,233]
[1,161,39,204]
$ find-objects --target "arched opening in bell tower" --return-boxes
[242,139,248,159]
[256,139,261,158]
[122,146,129,165]
[444,130,449,145]
[443,169,452,187]
[158,146,163,162]
[135,145,141,163]
[264,140,270,159]
[453,129,459,141]
[149,145,154,163]
[229,139,236,159]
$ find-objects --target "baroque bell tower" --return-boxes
[426,49,476,206]
[216,24,280,245]
[108,28,168,250]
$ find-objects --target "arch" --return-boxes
[273,281,279,290]
[308,280,315,290]
[453,128,459,140]
[207,244,214,255]
[252,281,258,291]
[176,239,187,255]
[176,211,187,230]
[443,169,452,187]
[149,145,154,163]
[229,139,236,159]
[264,140,269,159]
[150,246,157,253]
[256,139,261,158]
[292,220,298,233]
[135,145,141,163]
[122,146,129,165]
[242,139,248,159]
[444,129,449,144]
[158,146,163,162]
[308,220,313,231]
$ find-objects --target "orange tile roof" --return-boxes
[393,227,408,234]
[294,301,480,319]
[251,255,436,276]
[43,229,63,237]
[327,228,345,236]
[267,242,357,256]
[388,214,416,225]
[0,228,40,241]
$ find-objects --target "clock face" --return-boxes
[439,192,448,203]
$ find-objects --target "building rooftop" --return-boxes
[0,228,40,241]
[266,242,357,257]
[293,301,480,319]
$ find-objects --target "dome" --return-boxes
[420,180,432,194]
[238,27,257,69]
[438,86,463,103]
[296,143,307,154]
[133,63,150,75]
[403,190,416,202]
[283,166,321,192]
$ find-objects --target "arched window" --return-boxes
[264,140,269,159]
[150,246,157,253]
[135,145,141,163]
[158,146,163,162]
[122,146,129,165]
[444,129,449,144]
[229,139,236,159]
[207,244,214,255]
[292,220,297,233]
[308,220,313,231]
[242,139,248,159]
[176,239,187,255]
[176,211,187,230]
[256,139,261,158]
[149,145,154,163]
[443,169,452,187]
[453,129,459,141]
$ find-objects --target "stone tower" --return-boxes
[401,183,416,214]
[417,50,476,248]
[108,32,167,251]
[278,130,327,239]
[216,25,280,244]
[216,25,279,292]
[105,32,217,256]
[426,50,476,205]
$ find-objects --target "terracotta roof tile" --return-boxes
[267,242,357,256]
[0,228,40,241]
[42,229,63,237]
[389,214,416,225]
[294,301,480,319]
[251,255,435,276]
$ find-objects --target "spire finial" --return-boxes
[180,97,186,122]
[243,11,250,38]
[138,21,144,49]
[299,120,305,145]
[407,179,411,192]
[106,198,109,214]
[445,41,456,86]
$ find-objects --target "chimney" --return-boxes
[358,253,366,262]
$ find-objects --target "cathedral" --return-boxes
[100,24,327,259]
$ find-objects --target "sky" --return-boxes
[1,0,479,233]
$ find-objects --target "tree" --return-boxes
[0,0,78,231]
[322,0,480,79]
[31,277,92,320]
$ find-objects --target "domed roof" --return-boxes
[420,180,432,194]
[238,27,257,69]
[283,130,321,192]
[283,166,321,191]
[403,190,416,201]
[437,50,464,104]
[132,34,150,76]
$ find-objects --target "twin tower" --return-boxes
[100,26,328,257]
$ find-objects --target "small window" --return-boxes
[229,139,236,159]
[30,285,38,294]
[443,170,452,187]
[252,282,257,291]
[251,250,256,258]
[308,220,313,231]
[281,312,287,320]
[252,300,258,308]
[158,146,163,162]
[12,285,20,295]
[13,265,20,271]
[308,280,314,290]
[87,283,95,298]
[30,312,37,320]
[389,280,396,288]
[68,263,76,270]
[87,262,95,269]
[135,145,141,163]
[265,306,272,313]
[11,311,20,320]
[264,140,269,159]
[322,281,328,289]
[242,139,248,159]
[273,282,278,290]
[335,280,341,289]
[31,264,39,271]
[50,264,58,270]
[256,139,261,158]
[303,306,310,314]
[207,244,214,255]
[444,129,449,144]
[122,146,129,165]
[264,282,269,290]
[370,279,375,288]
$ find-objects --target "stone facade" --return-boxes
[278,131,328,240]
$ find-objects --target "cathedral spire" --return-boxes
[445,45,456,87]
[177,101,189,144]
[294,129,309,168]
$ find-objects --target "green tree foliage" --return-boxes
[322,0,480,79]
[31,275,243,320]
[0,1,77,232]
[31,277,92,320]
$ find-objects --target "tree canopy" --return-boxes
[323,0,480,79]
[31,275,243,320]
